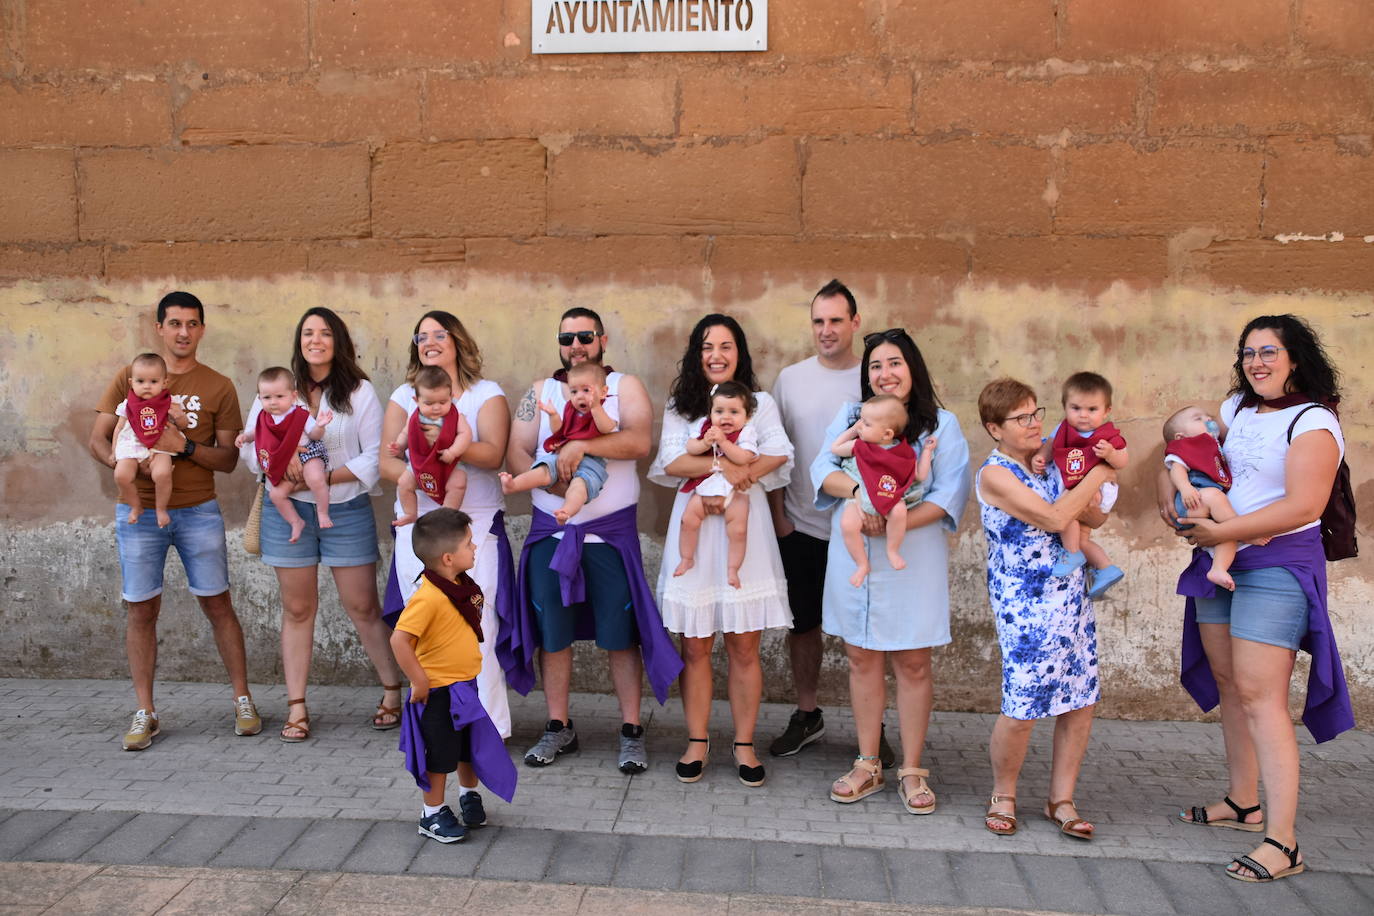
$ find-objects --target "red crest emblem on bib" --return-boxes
[877,474,898,495]
[1066,447,1085,476]
[258,447,270,469]
[139,406,157,431]
[418,472,439,497]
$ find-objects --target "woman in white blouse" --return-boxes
[241,307,401,742]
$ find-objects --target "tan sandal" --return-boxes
[372,683,402,731]
[897,767,936,815]
[280,697,311,743]
[1045,799,1093,840]
[985,794,1017,835]
[829,756,884,804]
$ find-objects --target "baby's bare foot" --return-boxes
[392,514,416,528]
[888,553,906,571]
[126,506,141,525]
[1206,568,1236,591]
[317,513,334,529]
[849,565,870,588]
[499,472,517,495]
[554,508,572,525]
[673,557,694,577]
[155,510,171,528]
[728,569,741,589]
[288,519,306,544]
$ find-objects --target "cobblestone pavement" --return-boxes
[1,678,1371,914]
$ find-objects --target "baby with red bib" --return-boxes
[389,366,473,528]
[1163,405,1254,591]
[235,367,333,544]
[111,352,181,528]
[1033,371,1129,598]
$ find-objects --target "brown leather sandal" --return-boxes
[372,683,403,731]
[985,794,1017,835]
[280,697,311,743]
[1046,799,1093,840]
[897,767,936,815]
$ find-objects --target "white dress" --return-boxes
[649,393,794,638]
[691,424,760,503]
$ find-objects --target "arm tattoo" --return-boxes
[515,386,537,422]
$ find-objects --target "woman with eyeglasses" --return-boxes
[1161,315,1351,883]
[649,314,794,787]
[810,328,970,813]
[974,378,1116,841]
[380,311,513,751]
[240,307,403,742]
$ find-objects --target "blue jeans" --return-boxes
[260,491,381,569]
[115,499,230,602]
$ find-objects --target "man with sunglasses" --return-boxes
[767,279,886,761]
[506,307,680,775]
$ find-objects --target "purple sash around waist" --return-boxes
[398,679,517,800]
[1177,527,1353,743]
[499,504,683,703]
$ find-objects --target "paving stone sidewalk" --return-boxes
[1,678,1371,914]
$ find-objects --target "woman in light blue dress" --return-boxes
[975,378,1115,841]
[811,328,970,814]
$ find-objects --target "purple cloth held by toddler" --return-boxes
[398,679,517,800]
[1177,527,1353,743]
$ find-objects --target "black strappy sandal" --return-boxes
[733,741,765,787]
[1179,795,1264,832]
[675,737,709,783]
[1228,836,1305,883]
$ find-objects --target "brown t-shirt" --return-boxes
[96,362,242,509]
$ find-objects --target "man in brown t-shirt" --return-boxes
[89,291,260,750]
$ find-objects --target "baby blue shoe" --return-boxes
[1088,565,1124,599]
[1051,550,1086,576]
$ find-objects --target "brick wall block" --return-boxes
[549,137,799,235]
[372,140,546,238]
[313,0,508,69]
[1300,0,1374,57]
[104,241,308,279]
[767,0,878,60]
[24,0,308,73]
[885,0,1055,61]
[682,65,911,136]
[1264,139,1374,235]
[1153,68,1374,136]
[1063,0,1290,57]
[79,146,371,242]
[917,71,1138,136]
[0,81,169,147]
[180,74,422,145]
[307,239,467,274]
[804,139,1051,234]
[1185,239,1374,293]
[1056,143,1262,236]
[465,236,709,277]
[0,149,77,242]
[426,73,675,140]
[0,243,102,279]
[971,236,1169,285]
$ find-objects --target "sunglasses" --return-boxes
[558,331,600,346]
[863,328,909,348]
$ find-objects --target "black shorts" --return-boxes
[777,530,829,634]
[419,686,472,775]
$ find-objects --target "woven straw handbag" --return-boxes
[242,479,264,556]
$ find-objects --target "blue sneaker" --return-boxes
[1051,550,1086,576]
[1088,565,1124,599]
[418,805,466,844]
[458,790,487,828]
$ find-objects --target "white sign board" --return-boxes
[533,0,767,54]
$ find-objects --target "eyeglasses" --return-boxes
[863,328,908,348]
[1004,407,1046,428]
[558,331,599,346]
[413,330,449,346]
[1239,346,1287,365]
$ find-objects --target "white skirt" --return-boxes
[656,483,792,638]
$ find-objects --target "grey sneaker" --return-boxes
[234,695,262,737]
[769,708,825,757]
[524,719,579,766]
[618,723,647,774]
[121,709,160,751]
[879,724,896,770]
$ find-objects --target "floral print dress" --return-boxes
[977,451,1099,720]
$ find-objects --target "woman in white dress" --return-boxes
[379,310,512,745]
[649,314,793,787]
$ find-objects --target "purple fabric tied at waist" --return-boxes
[383,510,515,630]
[500,504,684,704]
[398,679,517,800]
[1177,527,1353,743]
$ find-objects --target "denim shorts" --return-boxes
[260,491,381,569]
[533,454,608,502]
[1173,469,1227,522]
[115,499,230,602]
[1193,565,1309,650]
[527,537,637,652]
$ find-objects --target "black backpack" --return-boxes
[1286,404,1358,562]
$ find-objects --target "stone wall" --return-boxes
[1,1,1371,724]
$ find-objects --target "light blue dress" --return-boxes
[811,404,971,651]
[976,451,1099,720]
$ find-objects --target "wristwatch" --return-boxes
[178,439,197,460]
